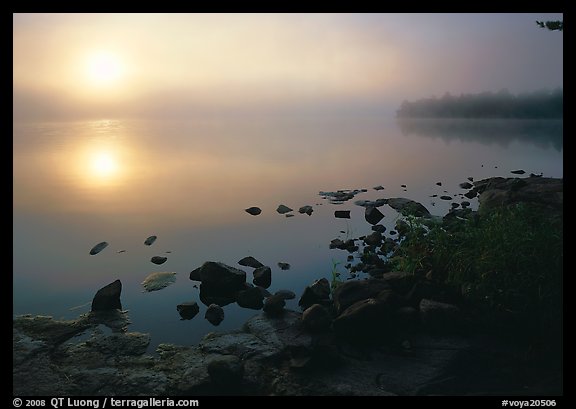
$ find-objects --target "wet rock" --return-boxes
[207,355,244,387]
[510,169,526,175]
[144,235,157,246]
[464,190,478,199]
[245,207,262,216]
[373,185,385,191]
[459,182,473,189]
[253,266,272,289]
[334,210,351,219]
[176,301,200,320]
[475,177,562,214]
[236,287,264,310]
[365,206,385,225]
[298,205,314,216]
[274,290,296,300]
[205,304,225,326]
[194,262,247,293]
[150,256,167,265]
[89,241,108,255]
[387,198,431,218]
[419,299,463,333]
[276,204,293,214]
[263,295,286,317]
[332,279,391,314]
[91,280,122,312]
[302,304,332,332]
[141,272,177,292]
[277,262,291,270]
[440,195,452,200]
[299,278,331,310]
[238,256,264,269]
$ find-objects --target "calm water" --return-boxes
[13,116,562,350]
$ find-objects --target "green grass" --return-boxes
[389,203,562,335]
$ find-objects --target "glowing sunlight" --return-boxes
[84,51,124,87]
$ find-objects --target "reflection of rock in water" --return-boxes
[396,118,563,151]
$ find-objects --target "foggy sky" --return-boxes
[13,13,563,120]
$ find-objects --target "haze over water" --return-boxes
[13,13,563,349]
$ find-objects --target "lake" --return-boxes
[13,116,563,351]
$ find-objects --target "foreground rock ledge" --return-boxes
[13,308,559,396]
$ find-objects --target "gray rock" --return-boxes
[245,206,262,216]
[253,266,272,289]
[464,190,478,199]
[144,235,157,246]
[459,182,473,189]
[371,224,386,233]
[365,206,385,225]
[91,280,122,312]
[298,205,314,215]
[440,195,452,200]
[364,231,383,246]
[207,355,244,386]
[510,169,526,175]
[150,256,167,265]
[89,241,108,255]
[277,262,290,270]
[373,185,385,191]
[238,256,264,269]
[205,304,225,326]
[302,304,332,332]
[189,266,202,281]
[276,204,293,214]
[141,272,177,292]
[177,301,200,320]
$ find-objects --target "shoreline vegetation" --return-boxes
[13,175,563,396]
[396,89,563,119]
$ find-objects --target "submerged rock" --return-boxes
[277,262,290,270]
[91,279,122,312]
[144,235,157,246]
[151,256,168,265]
[141,272,177,292]
[245,207,262,216]
[89,241,108,255]
[177,301,200,320]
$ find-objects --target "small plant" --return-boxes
[330,258,343,291]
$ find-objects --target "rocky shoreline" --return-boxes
[13,176,563,396]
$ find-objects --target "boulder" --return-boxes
[91,280,122,312]
[194,262,247,293]
[299,278,331,310]
[236,287,264,310]
[365,206,385,225]
[302,304,332,332]
[205,304,225,326]
[238,256,264,269]
[253,266,272,288]
[332,279,390,314]
[176,301,200,320]
[263,295,286,317]
[387,198,431,218]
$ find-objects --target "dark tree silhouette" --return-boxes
[536,20,563,31]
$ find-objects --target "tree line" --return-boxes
[396,88,563,119]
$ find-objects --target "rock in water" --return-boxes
[245,207,262,216]
[91,279,122,311]
[298,205,314,216]
[277,262,290,270]
[205,304,225,325]
[365,206,384,225]
[144,236,157,246]
[459,182,473,189]
[334,210,351,219]
[238,256,264,269]
[141,272,177,292]
[151,256,167,265]
[253,266,272,288]
[89,241,109,255]
[176,301,200,320]
[195,261,247,292]
[276,204,293,214]
[511,169,526,175]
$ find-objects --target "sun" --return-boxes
[90,151,118,178]
[85,51,124,86]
